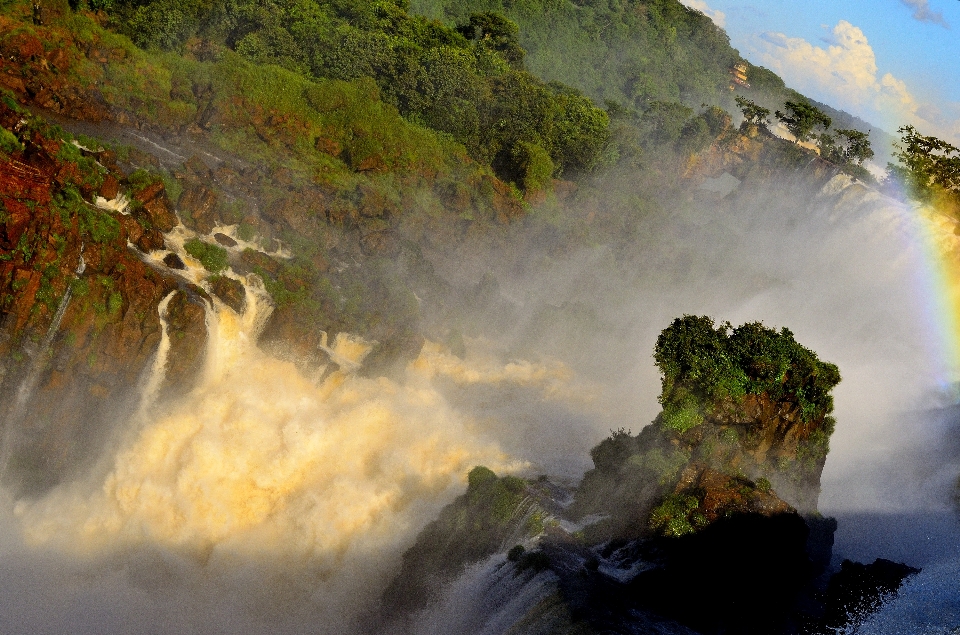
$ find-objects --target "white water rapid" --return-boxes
[1,166,958,632]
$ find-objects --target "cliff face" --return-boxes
[0,97,206,494]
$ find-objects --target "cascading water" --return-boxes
[136,290,176,417]
[0,163,958,633]
[1,224,584,632]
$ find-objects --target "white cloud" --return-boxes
[900,0,949,28]
[757,21,960,144]
[677,0,727,28]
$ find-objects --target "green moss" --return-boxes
[659,389,704,433]
[627,447,689,486]
[107,291,123,315]
[0,127,22,155]
[66,277,87,298]
[237,221,257,242]
[649,493,705,537]
[466,465,527,525]
[184,238,229,273]
[160,171,183,204]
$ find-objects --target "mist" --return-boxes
[1,132,958,634]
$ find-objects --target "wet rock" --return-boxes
[264,194,327,234]
[359,230,400,258]
[99,173,120,200]
[183,154,212,180]
[132,181,178,232]
[213,166,239,187]
[179,182,218,234]
[163,253,185,270]
[211,275,245,314]
[119,214,142,245]
[163,289,207,395]
[357,183,399,219]
[818,559,921,632]
[135,228,165,253]
[213,232,237,248]
[240,248,280,276]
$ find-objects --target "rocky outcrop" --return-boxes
[132,181,178,232]
[381,466,554,617]
[575,316,840,543]
[380,318,871,635]
[210,275,245,314]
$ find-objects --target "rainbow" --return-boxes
[891,181,960,391]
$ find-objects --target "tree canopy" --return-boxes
[101,0,610,187]
[775,100,831,144]
[735,96,770,130]
[654,315,840,432]
[890,125,960,203]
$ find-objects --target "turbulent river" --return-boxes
[1,150,959,633]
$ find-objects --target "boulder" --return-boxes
[135,229,165,253]
[211,275,245,314]
[183,154,212,180]
[179,183,218,234]
[99,173,119,200]
[163,253,185,270]
[132,181,178,232]
[213,232,237,248]
[240,248,279,276]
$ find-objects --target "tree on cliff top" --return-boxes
[889,125,960,206]
[654,315,841,433]
[735,96,770,131]
[775,100,832,144]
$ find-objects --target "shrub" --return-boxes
[654,316,841,433]
[649,493,704,537]
[0,127,22,155]
[184,237,229,273]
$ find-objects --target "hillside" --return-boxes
[412,0,740,109]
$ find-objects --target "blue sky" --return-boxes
[680,0,960,143]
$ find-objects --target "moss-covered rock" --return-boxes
[576,316,841,539]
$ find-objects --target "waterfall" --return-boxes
[8,258,566,633]
[396,555,564,635]
[1,165,958,632]
[135,290,176,417]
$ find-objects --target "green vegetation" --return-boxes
[775,100,831,144]
[735,96,771,131]
[817,127,875,181]
[184,238,229,273]
[467,465,527,524]
[888,125,960,210]
[98,0,609,186]
[0,126,22,154]
[412,0,740,109]
[648,493,706,537]
[654,316,841,432]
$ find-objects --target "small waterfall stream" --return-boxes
[0,246,86,476]
[135,290,176,418]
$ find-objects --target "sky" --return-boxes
[679,0,960,144]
